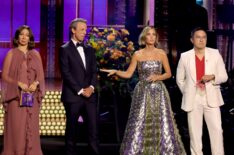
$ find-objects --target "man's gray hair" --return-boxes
[69,18,87,38]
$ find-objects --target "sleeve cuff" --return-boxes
[90,85,94,91]
[77,88,84,95]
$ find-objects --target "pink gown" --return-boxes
[1,48,45,155]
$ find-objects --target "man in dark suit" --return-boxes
[59,18,99,155]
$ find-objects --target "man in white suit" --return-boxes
[176,27,228,155]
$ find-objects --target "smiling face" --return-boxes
[72,22,87,42]
[191,30,207,50]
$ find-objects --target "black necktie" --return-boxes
[76,42,84,48]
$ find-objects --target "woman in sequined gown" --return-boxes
[101,26,186,155]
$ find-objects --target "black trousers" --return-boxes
[64,98,99,155]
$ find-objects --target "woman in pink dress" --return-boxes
[1,25,45,155]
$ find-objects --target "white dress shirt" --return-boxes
[77,46,86,68]
[71,39,94,95]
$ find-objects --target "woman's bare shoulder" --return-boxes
[133,49,143,60]
[156,49,167,57]
[134,49,143,55]
[156,48,165,54]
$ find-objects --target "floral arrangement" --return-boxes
[87,27,136,92]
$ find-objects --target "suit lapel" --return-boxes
[204,47,211,74]
[189,49,197,82]
[69,41,86,71]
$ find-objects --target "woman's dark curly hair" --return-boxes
[13,25,35,50]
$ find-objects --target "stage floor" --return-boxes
[0,78,233,155]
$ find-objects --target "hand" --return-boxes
[18,81,29,91]
[201,74,215,83]
[100,69,117,76]
[147,74,160,82]
[28,81,39,92]
[82,87,94,98]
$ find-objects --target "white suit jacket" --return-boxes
[176,47,228,112]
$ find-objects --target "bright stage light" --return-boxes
[0,91,66,136]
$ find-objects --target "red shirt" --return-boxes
[195,55,205,81]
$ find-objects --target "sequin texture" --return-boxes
[120,60,186,155]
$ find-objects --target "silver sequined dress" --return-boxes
[120,60,186,155]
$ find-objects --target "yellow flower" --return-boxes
[120,29,130,36]
[116,40,122,46]
[120,45,126,48]
[124,37,128,42]
[93,27,99,32]
[104,50,109,54]
[104,28,108,33]
[91,42,98,50]
[100,59,105,64]
[127,45,134,51]
[100,43,105,48]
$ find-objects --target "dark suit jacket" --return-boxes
[59,40,97,103]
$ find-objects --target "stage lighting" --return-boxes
[0,90,66,136]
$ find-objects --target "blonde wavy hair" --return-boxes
[138,26,159,47]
